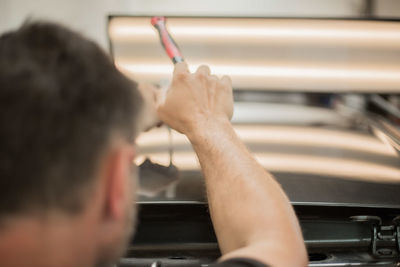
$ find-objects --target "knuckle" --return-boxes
[174,72,188,81]
[196,71,207,80]
[210,75,218,81]
[209,76,219,87]
[218,80,229,90]
[222,75,232,85]
[199,65,210,71]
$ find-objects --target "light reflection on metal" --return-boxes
[136,151,400,182]
[118,62,399,80]
[135,125,400,182]
[117,62,400,92]
[109,17,400,92]
[137,126,398,157]
[109,18,400,47]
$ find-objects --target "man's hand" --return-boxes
[156,62,307,267]
[137,82,162,132]
[156,63,233,136]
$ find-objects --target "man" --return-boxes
[0,22,307,267]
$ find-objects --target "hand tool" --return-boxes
[151,16,186,168]
[151,16,184,64]
[137,17,184,198]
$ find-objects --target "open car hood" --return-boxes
[136,103,400,208]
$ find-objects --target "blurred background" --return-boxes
[2,1,400,266]
[0,0,399,50]
[0,0,399,201]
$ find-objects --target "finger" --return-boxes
[144,83,159,101]
[221,76,233,97]
[196,65,211,77]
[155,85,168,107]
[221,75,232,88]
[173,62,189,75]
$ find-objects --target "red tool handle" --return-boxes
[151,16,184,64]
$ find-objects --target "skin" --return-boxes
[0,137,137,267]
[157,63,308,267]
[0,63,307,267]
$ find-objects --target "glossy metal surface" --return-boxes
[136,102,400,208]
[107,16,400,208]
[109,16,400,267]
[109,17,400,93]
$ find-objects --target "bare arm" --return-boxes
[157,63,308,267]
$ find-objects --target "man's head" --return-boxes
[0,21,142,266]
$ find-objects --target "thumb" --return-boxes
[155,82,169,109]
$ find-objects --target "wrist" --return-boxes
[185,116,232,145]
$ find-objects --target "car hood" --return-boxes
[136,103,400,208]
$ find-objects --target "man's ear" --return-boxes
[101,145,135,221]
[94,143,136,262]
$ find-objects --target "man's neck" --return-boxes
[0,212,97,267]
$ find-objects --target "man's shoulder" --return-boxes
[210,258,270,267]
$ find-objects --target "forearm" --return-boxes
[188,118,307,266]
[156,63,307,266]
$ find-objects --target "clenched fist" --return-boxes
[157,63,234,137]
